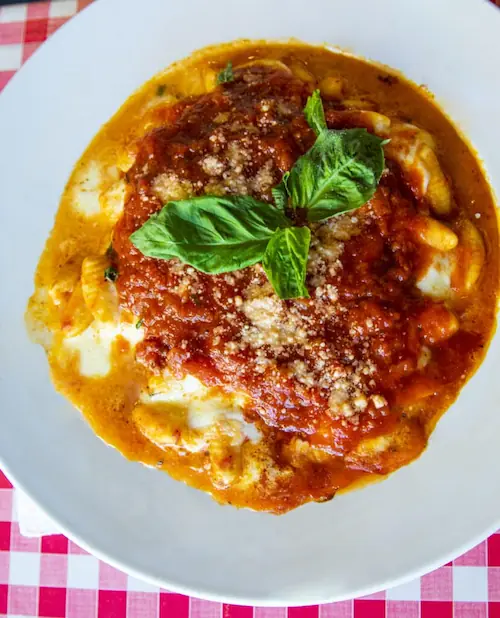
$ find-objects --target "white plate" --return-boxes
[1,0,500,606]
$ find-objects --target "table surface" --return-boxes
[2,0,500,616]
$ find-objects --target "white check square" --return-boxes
[386,577,421,601]
[0,5,27,24]
[127,574,160,593]
[9,551,41,586]
[453,566,488,602]
[67,554,100,589]
[0,44,22,71]
[48,0,78,18]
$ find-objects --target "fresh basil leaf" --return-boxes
[217,61,234,85]
[130,195,290,274]
[271,174,289,210]
[286,128,385,223]
[262,227,311,300]
[304,89,327,135]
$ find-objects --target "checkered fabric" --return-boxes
[2,1,500,616]
[0,0,92,90]
[2,462,500,617]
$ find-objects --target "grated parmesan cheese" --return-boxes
[241,293,309,349]
[121,81,396,433]
[201,155,225,177]
[151,172,194,202]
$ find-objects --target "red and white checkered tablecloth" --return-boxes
[2,1,500,616]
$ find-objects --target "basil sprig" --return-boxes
[285,127,385,222]
[284,89,386,222]
[263,227,311,300]
[130,196,289,274]
[130,90,385,299]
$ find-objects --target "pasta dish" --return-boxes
[26,42,499,513]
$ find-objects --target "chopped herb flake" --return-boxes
[217,61,234,85]
[104,266,118,282]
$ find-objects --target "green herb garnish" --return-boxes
[217,61,234,85]
[136,318,144,329]
[271,178,289,211]
[130,195,289,274]
[262,227,311,300]
[156,84,166,96]
[130,90,385,299]
[284,126,385,222]
[282,89,386,222]
[303,89,327,135]
[104,266,118,282]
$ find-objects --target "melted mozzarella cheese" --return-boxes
[416,253,455,299]
[102,179,127,222]
[142,375,260,444]
[72,162,102,216]
[71,163,126,219]
[134,374,266,491]
[63,320,144,377]
[417,346,432,369]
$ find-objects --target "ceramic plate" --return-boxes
[1,0,500,605]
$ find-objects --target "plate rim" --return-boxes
[1,0,500,605]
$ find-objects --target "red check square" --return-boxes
[421,601,453,618]
[160,592,189,618]
[223,604,254,618]
[41,534,69,554]
[99,589,127,618]
[490,602,500,618]
[0,583,7,614]
[353,599,385,618]
[23,18,48,43]
[39,586,67,617]
[489,535,500,567]
[0,472,12,489]
[0,522,11,551]
[289,606,319,618]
